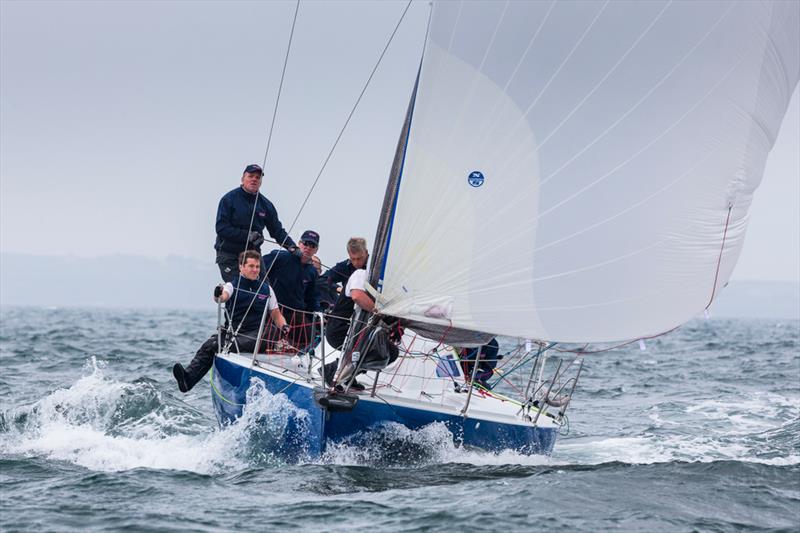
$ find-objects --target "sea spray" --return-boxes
[1,358,272,473]
[319,421,557,468]
[230,378,313,465]
[321,421,457,466]
[4,359,795,473]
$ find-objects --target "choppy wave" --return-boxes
[1,358,250,474]
[0,358,545,472]
[2,356,796,475]
[1,308,797,531]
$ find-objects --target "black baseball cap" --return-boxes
[244,163,263,175]
[300,230,320,246]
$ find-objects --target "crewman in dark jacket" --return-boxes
[459,338,502,390]
[319,237,369,310]
[214,163,297,282]
[263,230,322,349]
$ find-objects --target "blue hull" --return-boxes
[212,356,558,460]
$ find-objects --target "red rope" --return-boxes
[548,207,733,356]
[707,203,734,310]
[552,325,680,355]
[386,333,417,387]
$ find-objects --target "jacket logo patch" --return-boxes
[258,212,266,217]
[258,294,267,300]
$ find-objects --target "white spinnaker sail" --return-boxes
[376,0,799,342]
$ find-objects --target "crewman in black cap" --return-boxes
[213,163,297,282]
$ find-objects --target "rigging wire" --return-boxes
[231,0,414,340]
[280,0,414,239]
[262,237,336,270]
[261,0,301,171]
[242,0,302,257]
[229,0,301,336]
[486,343,551,390]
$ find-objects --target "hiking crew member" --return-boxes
[214,163,296,282]
[173,250,288,393]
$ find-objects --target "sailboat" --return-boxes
[210,1,799,460]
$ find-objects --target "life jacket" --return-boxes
[226,274,272,333]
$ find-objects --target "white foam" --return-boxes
[320,421,554,467]
[548,390,800,466]
[443,447,555,466]
[1,358,553,471]
[554,431,800,466]
[0,358,300,474]
[4,358,796,471]
[684,393,799,434]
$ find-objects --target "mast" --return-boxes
[368,68,421,292]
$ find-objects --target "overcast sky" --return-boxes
[1,0,798,282]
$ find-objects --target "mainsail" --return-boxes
[371,0,799,343]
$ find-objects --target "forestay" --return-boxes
[375,0,799,342]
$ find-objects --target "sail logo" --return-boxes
[468,171,484,187]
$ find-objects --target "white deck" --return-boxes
[218,343,560,430]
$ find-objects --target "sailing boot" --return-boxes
[173,358,210,393]
[173,335,218,393]
[340,378,366,392]
[172,363,191,393]
[333,364,366,392]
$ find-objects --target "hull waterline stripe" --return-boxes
[210,365,245,407]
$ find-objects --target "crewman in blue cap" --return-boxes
[214,163,297,282]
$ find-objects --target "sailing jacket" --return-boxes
[262,250,321,313]
[226,274,274,333]
[214,186,296,255]
[323,259,356,286]
[318,259,356,309]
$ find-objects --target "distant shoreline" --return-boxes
[1,253,798,320]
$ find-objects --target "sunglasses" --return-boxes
[301,240,318,249]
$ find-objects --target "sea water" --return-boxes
[1,307,797,531]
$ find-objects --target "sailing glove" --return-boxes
[280,324,291,338]
[213,285,224,299]
[290,246,303,260]
[248,231,264,248]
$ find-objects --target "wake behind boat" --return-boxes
[187,0,797,461]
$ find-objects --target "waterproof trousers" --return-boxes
[181,329,263,391]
